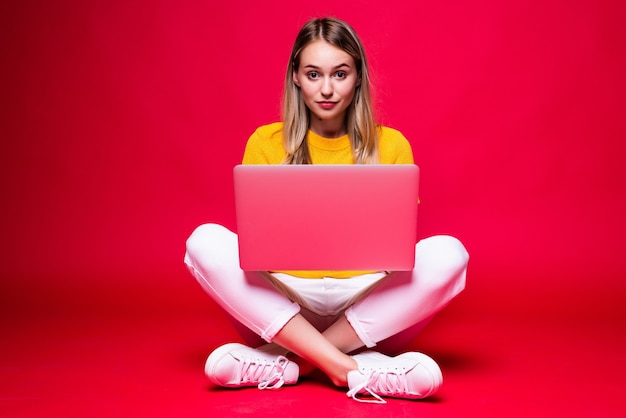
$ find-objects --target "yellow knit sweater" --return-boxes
[242,122,415,278]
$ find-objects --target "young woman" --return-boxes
[184,17,468,404]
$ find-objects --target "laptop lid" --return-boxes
[234,164,419,271]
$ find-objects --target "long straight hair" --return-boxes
[282,17,379,164]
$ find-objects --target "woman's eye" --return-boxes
[307,72,319,80]
[335,71,347,79]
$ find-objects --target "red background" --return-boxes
[2,0,625,416]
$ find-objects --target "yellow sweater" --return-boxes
[242,122,415,278]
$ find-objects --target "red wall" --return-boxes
[2,1,625,303]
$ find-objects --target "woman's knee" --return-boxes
[184,223,244,293]
[414,235,469,288]
[417,235,468,264]
[186,223,233,256]
[184,223,239,273]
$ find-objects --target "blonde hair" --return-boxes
[282,17,379,164]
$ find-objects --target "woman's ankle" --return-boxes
[287,353,316,376]
[327,355,358,387]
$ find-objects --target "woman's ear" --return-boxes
[293,71,300,87]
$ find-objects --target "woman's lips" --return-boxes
[317,101,337,110]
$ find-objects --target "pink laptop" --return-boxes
[234,164,419,271]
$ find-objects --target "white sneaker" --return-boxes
[346,351,443,403]
[205,343,299,390]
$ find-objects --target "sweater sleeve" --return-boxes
[378,127,415,164]
[242,123,286,165]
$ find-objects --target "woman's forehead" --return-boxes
[298,39,355,70]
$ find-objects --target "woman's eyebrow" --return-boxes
[302,63,352,70]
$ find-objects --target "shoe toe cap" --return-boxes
[404,353,443,398]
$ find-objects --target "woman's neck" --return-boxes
[309,118,346,139]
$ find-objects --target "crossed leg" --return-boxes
[185,223,468,387]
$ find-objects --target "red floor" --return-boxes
[2,1,625,416]
[2,272,624,417]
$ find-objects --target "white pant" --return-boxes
[184,223,468,351]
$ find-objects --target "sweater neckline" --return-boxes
[307,130,351,151]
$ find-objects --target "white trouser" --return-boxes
[184,223,468,350]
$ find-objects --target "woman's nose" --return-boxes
[321,77,333,96]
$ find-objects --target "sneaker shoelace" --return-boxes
[238,354,290,390]
[347,368,411,404]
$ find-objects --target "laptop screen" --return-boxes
[234,164,419,271]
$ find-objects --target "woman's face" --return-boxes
[293,39,359,137]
